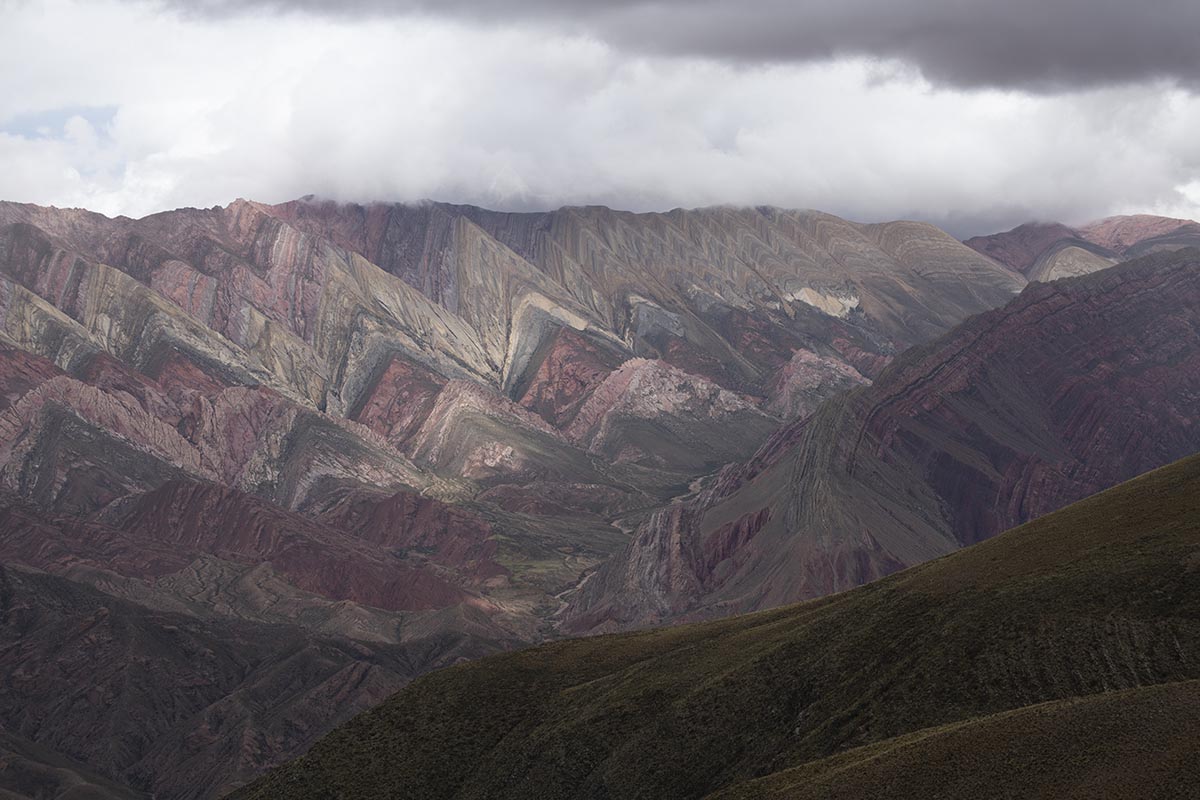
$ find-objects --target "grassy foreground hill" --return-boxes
[235,452,1200,799]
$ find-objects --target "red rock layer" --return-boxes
[109,481,474,612]
[348,353,448,445]
[516,327,624,428]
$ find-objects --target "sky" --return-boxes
[2,0,1200,236]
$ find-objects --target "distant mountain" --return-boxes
[0,198,1024,798]
[964,213,1200,282]
[566,248,1200,631]
[233,451,1200,800]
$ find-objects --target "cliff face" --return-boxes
[0,196,1034,799]
[565,249,1200,631]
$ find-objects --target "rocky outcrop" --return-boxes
[565,358,778,471]
[405,380,599,484]
[565,249,1200,631]
[1076,213,1200,252]
[0,198,1028,496]
[1029,244,1116,282]
[514,326,627,427]
[104,481,477,612]
[766,348,869,420]
[346,352,448,445]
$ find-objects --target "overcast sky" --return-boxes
[2,0,1200,236]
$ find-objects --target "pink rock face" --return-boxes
[315,488,505,583]
[0,497,196,579]
[1076,214,1200,252]
[0,477,497,614]
[830,338,892,378]
[74,351,184,425]
[0,196,1051,798]
[183,385,292,484]
[698,507,771,587]
[0,372,218,512]
[717,307,803,374]
[657,333,747,392]
[349,354,448,445]
[146,347,234,403]
[766,348,869,420]
[564,358,777,470]
[405,379,589,483]
[0,348,62,410]
[517,327,624,428]
[268,196,399,268]
[109,481,475,612]
[566,358,754,440]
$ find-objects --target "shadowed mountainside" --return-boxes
[234,451,1200,800]
[0,562,514,799]
[564,248,1200,631]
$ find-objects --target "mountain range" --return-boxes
[565,247,1200,630]
[0,199,1197,798]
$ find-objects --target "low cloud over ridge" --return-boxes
[2,0,1200,234]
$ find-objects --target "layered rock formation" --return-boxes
[565,248,1200,631]
[0,196,1053,798]
[964,213,1200,282]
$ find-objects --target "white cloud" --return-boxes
[1,0,1199,235]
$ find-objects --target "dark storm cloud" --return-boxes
[163,0,1200,91]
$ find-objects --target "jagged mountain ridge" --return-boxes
[271,199,1024,387]
[0,197,1023,495]
[0,196,1029,799]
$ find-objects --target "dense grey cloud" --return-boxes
[2,0,1200,236]
[161,0,1200,91]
